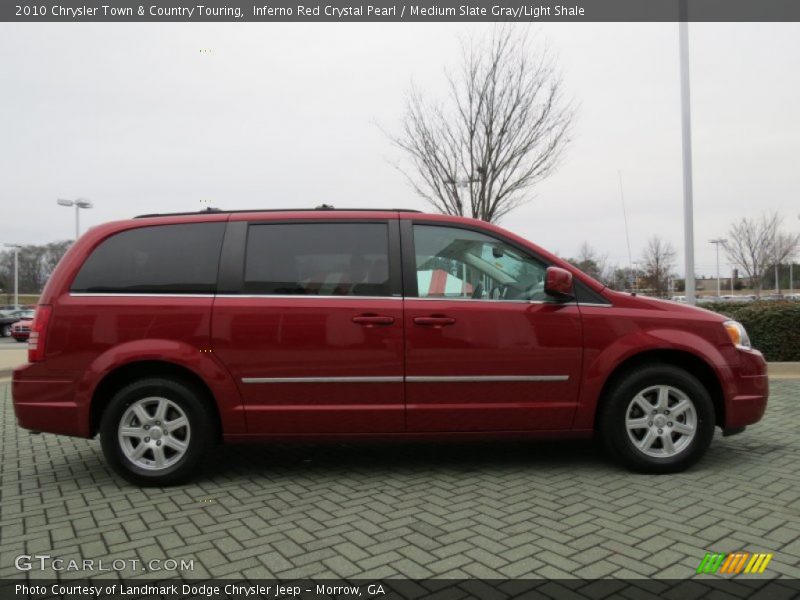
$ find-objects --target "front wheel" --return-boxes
[599,365,715,473]
[1,324,10,337]
[100,378,214,486]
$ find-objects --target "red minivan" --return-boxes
[12,208,768,485]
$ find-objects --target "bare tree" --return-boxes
[0,240,72,296]
[566,242,614,286]
[772,231,800,293]
[640,236,676,297]
[392,27,573,223]
[724,212,799,296]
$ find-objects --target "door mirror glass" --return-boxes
[544,267,574,300]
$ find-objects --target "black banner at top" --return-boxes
[3,0,800,23]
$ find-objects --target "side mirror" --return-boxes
[544,267,574,300]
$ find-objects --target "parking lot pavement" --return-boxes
[1,380,798,581]
[0,337,26,377]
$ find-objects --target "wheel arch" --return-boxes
[89,360,222,440]
[593,349,725,430]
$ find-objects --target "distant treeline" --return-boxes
[0,241,72,295]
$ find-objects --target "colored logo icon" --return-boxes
[697,552,773,574]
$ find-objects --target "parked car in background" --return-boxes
[12,208,769,485]
[0,312,20,337]
[762,293,785,301]
[784,293,800,301]
[0,304,27,313]
[10,310,35,342]
[669,295,687,303]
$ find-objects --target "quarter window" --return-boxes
[71,222,225,294]
[244,223,392,296]
[413,225,548,301]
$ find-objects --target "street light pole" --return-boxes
[3,243,21,306]
[57,198,93,239]
[710,238,726,297]
[679,1,696,306]
[775,262,780,294]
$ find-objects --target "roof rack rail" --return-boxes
[135,207,422,218]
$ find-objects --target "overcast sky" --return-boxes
[0,22,798,277]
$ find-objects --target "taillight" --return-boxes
[28,305,52,363]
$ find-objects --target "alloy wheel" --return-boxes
[117,396,191,470]
[625,385,697,458]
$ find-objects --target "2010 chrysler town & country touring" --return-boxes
[12,208,768,485]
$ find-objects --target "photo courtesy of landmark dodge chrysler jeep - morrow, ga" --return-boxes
[12,208,768,485]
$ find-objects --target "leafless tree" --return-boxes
[772,231,800,293]
[724,212,799,296]
[0,240,72,296]
[640,236,676,297]
[566,242,615,286]
[392,27,573,223]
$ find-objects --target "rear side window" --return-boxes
[71,223,225,293]
[244,223,391,296]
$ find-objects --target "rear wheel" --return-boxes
[599,365,715,473]
[100,378,214,486]
[1,324,10,337]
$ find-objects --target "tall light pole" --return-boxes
[679,0,696,305]
[57,198,93,239]
[3,243,22,307]
[710,238,727,297]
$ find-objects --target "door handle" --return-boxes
[413,316,456,327]
[352,314,395,326]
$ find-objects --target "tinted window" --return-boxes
[244,223,391,296]
[413,225,548,301]
[71,223,225,293]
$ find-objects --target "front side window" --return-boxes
[244,222,392,296]
[413,225,548,301]
[71,222,225,293]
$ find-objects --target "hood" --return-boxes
[603,290,728,322]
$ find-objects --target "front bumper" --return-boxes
[12,363,88,437]
[725,349,769,429]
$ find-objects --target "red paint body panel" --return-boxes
[404,299,582,431]
[211,296,404,433]
[11,210,768,446]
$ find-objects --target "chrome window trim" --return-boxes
[68,292,581,305]
[577,301,613,308]
[69,293,216,298]
[405,296,573,306]
[217,294,402,300]
[242,375,569,384]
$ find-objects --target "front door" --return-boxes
[212,218,405,434]
[402,221,583,432]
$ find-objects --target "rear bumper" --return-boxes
[12,363,88,437]
[725,350,769,429]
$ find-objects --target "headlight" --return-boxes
[723,320,751,349]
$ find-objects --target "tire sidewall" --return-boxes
[100,378,212,486]
[601,366,716,473]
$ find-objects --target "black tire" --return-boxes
[1,324,10,337]
[598,365,715,474]
[15,337,26,343]
[100,377,215,486]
